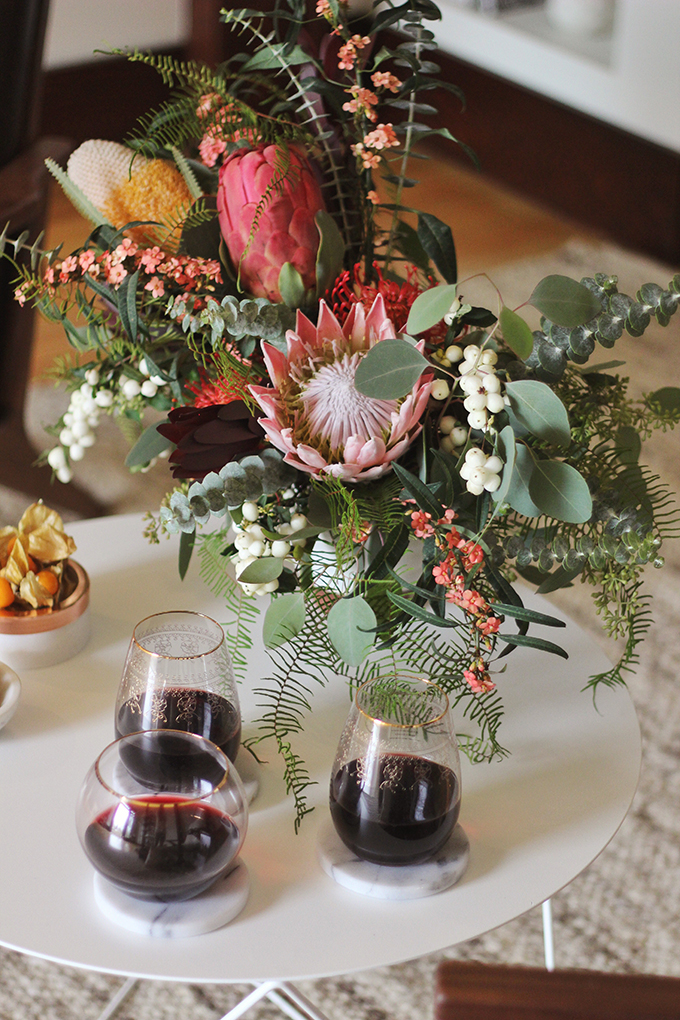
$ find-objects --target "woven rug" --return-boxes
[1,237,679,1020]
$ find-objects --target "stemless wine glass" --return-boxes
[76,730,248,901]
[115,611,241,763]
[329,673,461,866]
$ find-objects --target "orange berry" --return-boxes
[6,536,15,555]
[0,577,14,609]
[36,569,59,596]
[26,556,37,573]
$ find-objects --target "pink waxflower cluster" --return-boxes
[463,658,496,695]
[351,123,399,169]
[342,86,379,122]
[338,34,371,71]
[15,243,222,309]
[342,73,403,125]
[406,511,502,693]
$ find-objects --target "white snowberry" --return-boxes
[121,378,141,400]
[431,379,450,401]
[241,501,260,522]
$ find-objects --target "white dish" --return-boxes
[0,663,21,732]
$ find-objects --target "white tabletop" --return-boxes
[0,514,640,983]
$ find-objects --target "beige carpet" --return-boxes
[1,237,679,1019]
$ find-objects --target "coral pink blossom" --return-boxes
[250,296,433,482]
[217,144,326,303]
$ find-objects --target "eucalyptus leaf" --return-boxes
[238,557,284,584]
[354,338,429,399]
[125,422,173,468]
[504,380,571,447]
[405,283,457,335]
[327,596,376,666]
[529,275,603,327]
[504,445,542,517]
[263,592,306,649]
[491,425,516,507]
[529,460,593,524]
[499,307,534,359]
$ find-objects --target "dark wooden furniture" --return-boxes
[435,961,680,1020]
[0,0,105,516]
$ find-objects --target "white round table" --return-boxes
[0,514,640,985]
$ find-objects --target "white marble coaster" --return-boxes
[93,858,250,937]
[317,820,469,900]
[233,747,260,805]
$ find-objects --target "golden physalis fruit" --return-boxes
[36,570,59,596]
[0,502,76,612]
[0,577,14,609]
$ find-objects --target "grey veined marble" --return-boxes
[93,860,250,938]
[317,820,470,900]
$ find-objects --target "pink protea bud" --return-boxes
[217,143,327,303]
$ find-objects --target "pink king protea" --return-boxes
[249,296,433,482]
[217,144,326,303]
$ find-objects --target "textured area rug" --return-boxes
[0,237,679,1020]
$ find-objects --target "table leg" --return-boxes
[215,981,333,1020]
[542,898,555,971]
[93,976,138,1020]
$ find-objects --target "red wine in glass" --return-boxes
[84,795,241,900]
[330,753,460,866]
[116,688,241,766]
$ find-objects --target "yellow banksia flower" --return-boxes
[67,139,193,246]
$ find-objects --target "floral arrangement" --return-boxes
[7,0,680,825]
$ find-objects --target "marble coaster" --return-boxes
[317,820,470,900]
[233,747,260,805]
[93,858,250,937]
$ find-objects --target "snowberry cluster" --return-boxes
[456,345,506,431]
[232,500,308,596]
[459,447,503,495]
[46,368,113,482]
[118,358,166,401]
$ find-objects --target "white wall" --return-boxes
[44,0,191,69]
[437,0,680,153]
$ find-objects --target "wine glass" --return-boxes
[76,730,248,901]
[329,673,461,866]
[115,611,241,763]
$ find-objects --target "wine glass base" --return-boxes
[92,858,250,937]
[316,820,470,900]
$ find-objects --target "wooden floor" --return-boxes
[31,155,596,380]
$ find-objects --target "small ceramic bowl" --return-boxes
[0,560,91,671]
[0,662,21,732]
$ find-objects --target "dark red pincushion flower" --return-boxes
[157,402,265,480]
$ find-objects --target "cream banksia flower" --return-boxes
[250,296,433,482]
[67,140,193,244]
